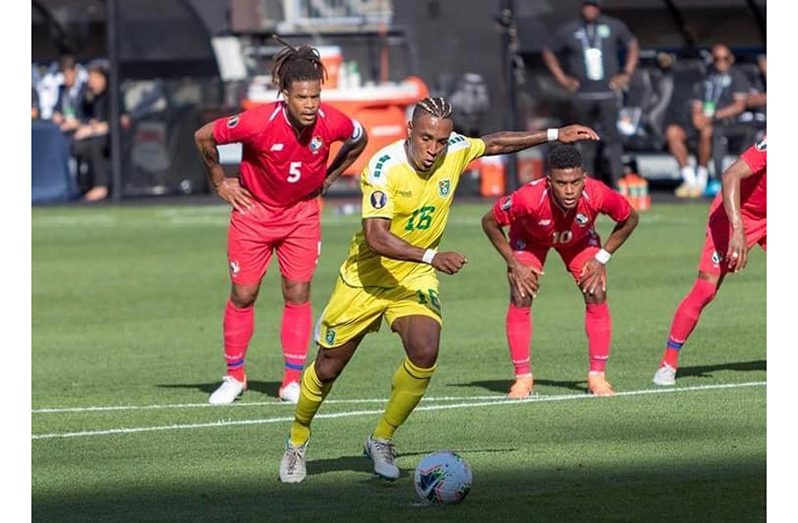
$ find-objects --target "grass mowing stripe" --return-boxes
[32,381,765,440]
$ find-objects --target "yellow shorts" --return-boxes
[315,274,442,348]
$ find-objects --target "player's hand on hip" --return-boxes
[560,76,580,93]
[431,251,468,275]
[216,178,253,213]
[609,72,631,90]
[508,260,543,298]
[579,259,606,295]
[558,124,601,143]
[726,227,748,272]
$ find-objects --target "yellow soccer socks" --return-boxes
[288,362,332,446]
[372,358,436,441]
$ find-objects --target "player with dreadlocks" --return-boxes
[279,96,600,483]
[194,37,368,406]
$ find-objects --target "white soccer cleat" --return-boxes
[279,441,308,483]
[653,364,677,386]
[278,381,301,404]
[364,435,400,480]
[208,376,246,405]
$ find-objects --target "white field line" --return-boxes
[32,381,765,441]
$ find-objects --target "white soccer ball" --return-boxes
[413,451,473,504]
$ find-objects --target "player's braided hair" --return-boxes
[270,35,327,91]
[412,96,454,121]
[547,144,583,170]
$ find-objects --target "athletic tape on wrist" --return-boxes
[594,248,612,265]
[422,249,437,264]
[547,128,559,142]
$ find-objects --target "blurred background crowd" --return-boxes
[31,0,766,204]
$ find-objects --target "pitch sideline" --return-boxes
[32,381,765,440]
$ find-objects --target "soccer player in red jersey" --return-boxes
[482,144,639,397]
[194,40,368,404]
[653,136,766,386]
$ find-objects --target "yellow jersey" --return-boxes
[338,133,486,288]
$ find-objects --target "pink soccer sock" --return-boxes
[223,300,254,382]
[585,302,611,373]
[506,304,532,376]
[662,278,717,368]
[281,301,312,386]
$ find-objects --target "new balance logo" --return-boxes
[270,143,285,151]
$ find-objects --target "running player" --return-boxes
[278,96,599,483]
[194,39,368,405]
[482,144,639,399]
[653,136,766,385]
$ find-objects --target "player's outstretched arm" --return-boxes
[194,122,253,212]
[480,125,600,156]
[322,126,369,195]
[481,210,542,298]
[363,218,467,275]
[722,158,755,272]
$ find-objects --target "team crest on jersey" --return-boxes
[500,196,513,211]
[229,260,240,275]
[576,213,589,226]
[310,136,324,153]
[325,329,336,345]
[226,114,240,128]
[371,191,387,209]
[755,137,767,151]
[712,251,722,265]
[512,239,526,250]
[438,179,451,197]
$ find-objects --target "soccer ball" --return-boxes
[413,451,473,504]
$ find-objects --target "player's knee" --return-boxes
[511,294,532,308]
[282,280,311,304]
[584,290,606,305]
[230,286,259,308]
[314,352,346,383]
[407,347,438,370]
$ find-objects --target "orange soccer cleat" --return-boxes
[507,374,534,399]
[587,372,615,397]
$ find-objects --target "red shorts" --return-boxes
[227,198,321,285]
[511,234,602,283]
[698,209,766,275]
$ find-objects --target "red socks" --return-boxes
[662,279,718,368]
[506,304,532,376]
[585,302,611,373]
[223,300,254,382]
[281,302,312,386]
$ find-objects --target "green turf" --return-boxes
[32,200,765,522]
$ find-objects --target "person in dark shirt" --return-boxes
[73,60,111,202]
[667,44,750,198]
[51,55,86,133]
[542,0,639,190]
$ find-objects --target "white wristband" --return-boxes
[594,248,612,265]
[422,249,437,264]
[547,128,559,142]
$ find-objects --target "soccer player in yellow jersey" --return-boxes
[279,96,599,483]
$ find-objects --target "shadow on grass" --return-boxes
[677,359,766,379]
[156,380,282,398]
[448,379,587,395]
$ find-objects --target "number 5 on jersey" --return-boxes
[288,161,302,183]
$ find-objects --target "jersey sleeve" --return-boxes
[360,156,395,220]
[212,108,266,145]
[596,183,633,222]
[321,103,360,143]
[740,137,766,175]
[491,184,534,227]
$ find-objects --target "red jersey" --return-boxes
[213,101,357,209]
[492,177,632,250]
[708,136,767,220]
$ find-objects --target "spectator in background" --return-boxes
[51,55,86,133]
[746,54,766,114]
[73,60,112,202]
[542,0,639,191]
[32,85,40,120]
[449,73,490,137]
[667,43,750,199]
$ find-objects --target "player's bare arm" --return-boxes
[481,210,542,299]
[363,218,467,275]
[579,209,639,295]
[541,48,580,92]
[194,122,253,212]
[481,125,600,156]
[321,126,369,195]
[721,158,755,272]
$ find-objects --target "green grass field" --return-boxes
[31,200,766,522]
